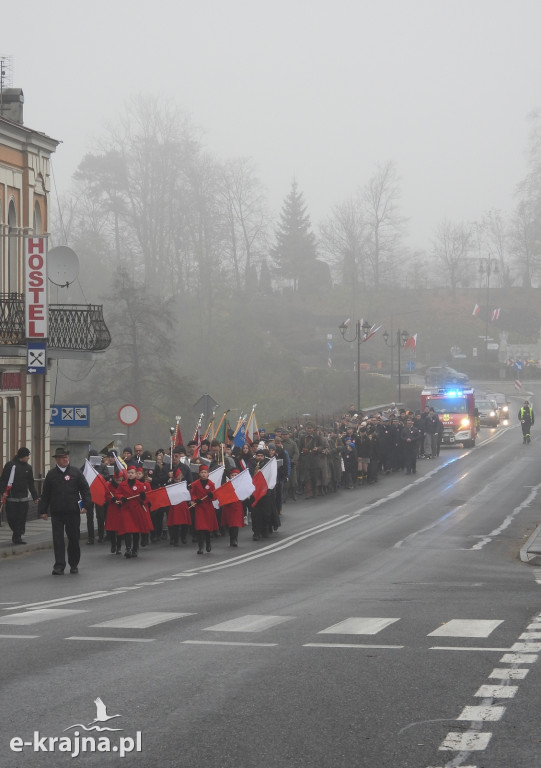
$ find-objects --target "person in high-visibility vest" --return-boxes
[518,400,534,444]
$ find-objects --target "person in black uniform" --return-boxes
[0,447,39,544]
[38,446,92,575]
[401,417,421,475]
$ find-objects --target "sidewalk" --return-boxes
[0,515,52,557]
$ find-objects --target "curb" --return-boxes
[520,523,541,564]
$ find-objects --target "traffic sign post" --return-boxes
[50,405,90,427]
[27,341,47,375]
[118,404,140,426]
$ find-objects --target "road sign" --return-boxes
[118,403,140,426]
[50,404,90,427]
[27,341,46,375]
[405,360,416,372]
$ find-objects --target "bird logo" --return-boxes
[64,698,123,732]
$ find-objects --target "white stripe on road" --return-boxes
[470,482,541,550]
[0,608,85,625]
[430,646,511,652]
[428,619,503,637]
[0,634,39,639]
[488,668,528,680]
[204,615,293,632]
[182,640,277,647]
[66,636,154,643]
[439,731,492,751]
[474,685,518,698]
[3,591,108,610]
[457,705,505,722]
[318,617,400,635]
[499,653,538,663]
[303,643,403,649]
[91,612,194,629]
[510,642,541,652]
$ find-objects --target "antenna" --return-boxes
[0,56,13,117]
[47,246,80,287]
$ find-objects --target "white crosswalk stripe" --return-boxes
[90,612,194,629]
[0,609,85,625]
[204,615,293,632]
[428,619,503,637]
[319,617,399,635]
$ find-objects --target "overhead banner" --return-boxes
[24,237,48,339]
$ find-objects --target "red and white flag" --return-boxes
[1,464,16,504]
[245,409,259,445]
[491,307,501,322]
[112,452,128,480]
[208,466,226,508]
[404,333,417,352]
[363,323,382,342]
[146,481,191,508]
[472,304,480,316]
[83,460,112,507]
[213,468,256,507]
[251,457,278,506]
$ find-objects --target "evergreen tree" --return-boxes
[271,180,317,291]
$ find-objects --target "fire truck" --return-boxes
[420,387,476,448]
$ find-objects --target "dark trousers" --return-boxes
[51,513,81,571]
[150,507,167,540]
[6,500,29,542]
[86,503,105,541]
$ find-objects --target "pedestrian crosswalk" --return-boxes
[0,610,525,646]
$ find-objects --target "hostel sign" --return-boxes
[24,237,48,338]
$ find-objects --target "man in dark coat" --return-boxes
[518,401,534,444]
[401,418,421,475]
[0,447,38,544]
[38,446,92,575]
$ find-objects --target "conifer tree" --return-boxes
[271,180,317,291]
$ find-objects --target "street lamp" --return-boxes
[479,257,499,362]
[383,329,409,403]
[339,318,372,413]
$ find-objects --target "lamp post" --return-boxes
[338,319,372,413]
[479,257,499,362]
[383,329,409,403]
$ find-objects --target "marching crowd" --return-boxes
[0,405,446,575]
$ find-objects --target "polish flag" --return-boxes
[146,481,191,508]
[251,457,278,506]
[1,464,16,505]
[213,468,256,507]
[83,460,112,506]
[491,308,501,321]
[209,466,226,508]
[472,304,481,316]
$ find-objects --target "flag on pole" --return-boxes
[472,304,481,316]
[363,323,382,342]
[173,420,183,448]
[83,460,111,506]
[213,411,229,443]
[246,408,259,444]
[146,481,191,509]
[213,468,256,506]
[404,333,417,352]
[209,465,226,509]
[491,308,501,322]
[251,457,278,506]
[112,452,128,480]
[233,422,247,448]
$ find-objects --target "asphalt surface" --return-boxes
[1,394,541,768]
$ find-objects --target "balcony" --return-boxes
[0,293,111,352]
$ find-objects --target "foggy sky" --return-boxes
[6,0,541,251]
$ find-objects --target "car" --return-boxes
[488,392,510,420]
[425,366,469,387]
[475,398,500,427]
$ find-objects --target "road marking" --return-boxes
[90,612,194,629]
[0,608,85,625]
[182,640,277,647]
[3,591,108,611]
[318,617,400,635]
[519,632,541,639]
[204,614,293,632]
[470,482,541,550]
[428,619,503,637]
[430,647,511,652]
[474,684,518,698]
[510,641,541,652]
[303,643,403,649]
[0,634,39,639]
[488,668,528,680]
[439,731,492,751]
[457,705,505,721]
[499,653,538,663]
[66,636,154,643]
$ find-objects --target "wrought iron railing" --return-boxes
[0,293,111,351]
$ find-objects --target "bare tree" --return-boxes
[320,198,367,296]
[431,219,473,294]
[359,161,406,289]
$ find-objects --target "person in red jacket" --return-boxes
[219,468,245,547]
[114,466,152,558]
[167,459,193,546]
[190,465,217,554]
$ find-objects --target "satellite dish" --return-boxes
[47,246,80,287]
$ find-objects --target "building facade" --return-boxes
[0,88,110,479]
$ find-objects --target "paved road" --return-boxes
[1,403,540,767]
